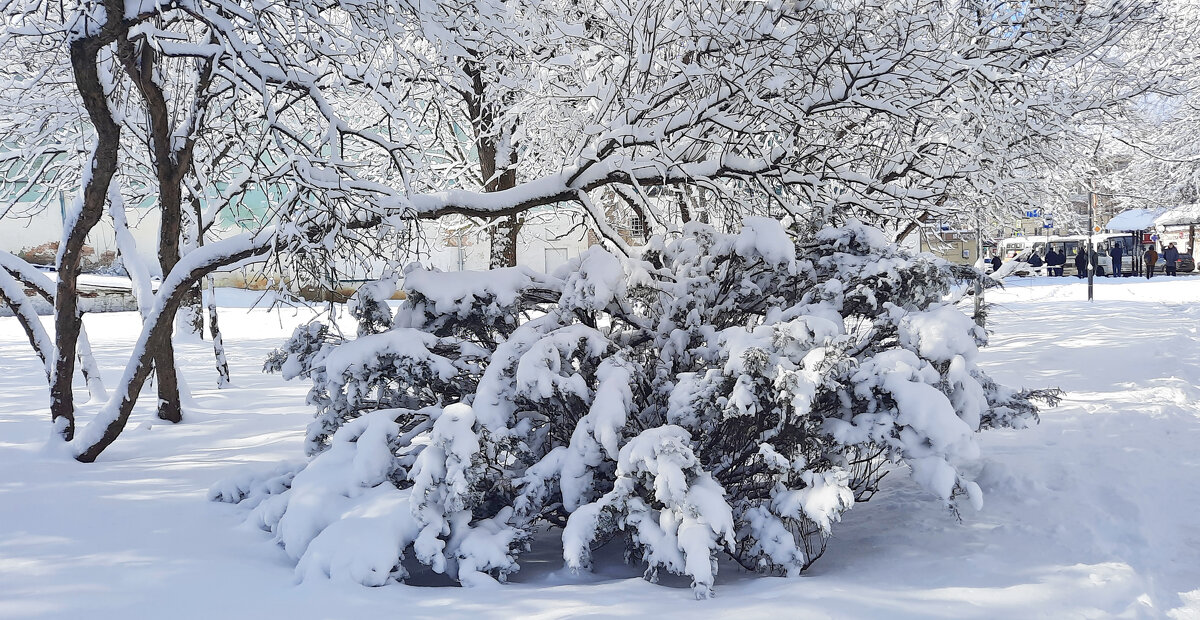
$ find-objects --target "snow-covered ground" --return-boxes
[2,277,1199,619]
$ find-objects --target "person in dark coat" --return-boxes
[1046,248,1064,276]
[1027,251,1044,275]
[1163,242,1179,276]
[990,253,1002,273]
[1144,246,1158,279]
[1074,249,1088,278]
[1109,244,1123,277]
[1091,249,1104,277]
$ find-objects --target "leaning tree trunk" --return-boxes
[73,232,272,462]
[0,268,53,380]
[54,17,126,440]
[1,253,108,400]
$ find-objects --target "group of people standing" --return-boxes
[1043,247,1065,276]
[995,242,1185,279]
[1001,247,1070,276]
[1062,247,1104,278]
[1142,242,1181,279]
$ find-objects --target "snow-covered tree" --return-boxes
[226,217,1057,596]
[0,0,1162,467]
[1106,1,1200,209]
[271,0,1169,250]
[0,0,386,458]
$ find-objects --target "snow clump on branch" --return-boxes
[218,217,1058,597]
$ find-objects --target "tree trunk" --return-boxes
[54,25,125,440]
[76,324,107,403]
[151,201,184,423]
[191,195,229,386]
[464,56,521,269]
[150,334,182,422]
[179,195,205,337]
[480,153,520,268]
[152,106,184,421]
[179,285,205,336]
[488,215,523,269]
[207,275,231,388]
[2,255,107,400]
[73,235,271,462]
[120,34,186,423]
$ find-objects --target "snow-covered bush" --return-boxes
[220,217,1057,597]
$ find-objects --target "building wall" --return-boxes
[1158,225,1198,255]
[421,211,594,274]
[1,207,161,273]
[919,230,978,266]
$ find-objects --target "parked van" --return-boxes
[1091,233,1140,276]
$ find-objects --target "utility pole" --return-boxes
[1043,212,1053,276]
[973,210,983,325]
[1088,192,1095,301]
[975,211,983,266]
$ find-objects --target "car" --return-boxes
[1170,252,1195,273]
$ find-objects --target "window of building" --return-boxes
[630,214,646,243]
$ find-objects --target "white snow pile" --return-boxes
[219,217,1056,598]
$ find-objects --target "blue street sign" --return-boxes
[1025,209,1041,218]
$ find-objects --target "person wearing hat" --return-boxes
[1144,245,1159,279]
[1163,242,1179,277]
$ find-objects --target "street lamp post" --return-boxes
[1043,214,1053,277]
